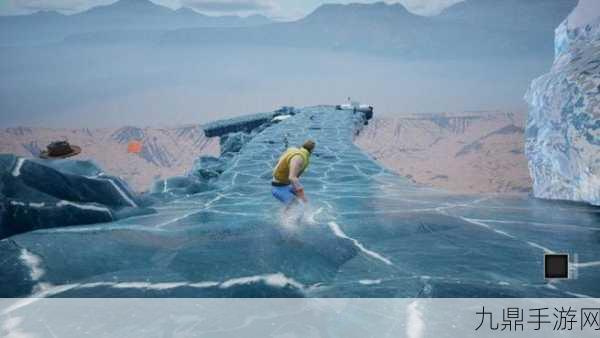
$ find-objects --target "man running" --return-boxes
[271,140,315,208]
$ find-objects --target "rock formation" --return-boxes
[355,112,531,193]
[0,155,155,238]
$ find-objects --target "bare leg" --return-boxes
[282,196,306,227]
[284,197,300,214]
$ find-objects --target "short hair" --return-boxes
[302,139,316,153]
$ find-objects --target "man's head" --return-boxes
[302,139,316,153]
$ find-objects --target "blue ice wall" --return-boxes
[1,106,598,298]
[525,14,600,206]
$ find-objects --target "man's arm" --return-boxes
[288,156,304,191]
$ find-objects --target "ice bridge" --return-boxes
[1,106,599,298]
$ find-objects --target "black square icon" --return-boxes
[545,254,569,279]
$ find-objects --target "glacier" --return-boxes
[525,2,600,206]
[1,106,599,298]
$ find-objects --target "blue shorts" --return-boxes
[272,184,297,205]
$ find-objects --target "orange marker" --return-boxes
[127,140,142,154]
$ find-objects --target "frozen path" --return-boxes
[1,106,599,297]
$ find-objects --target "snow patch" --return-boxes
[358,279,381,285]
[146,282,187,290]
[112,282,151,289]
[272,115,292,122]
[220,273,304,290]
[77,282,116,289]
[188,281,220,288]
[526,241,555,254]
[460,217,491,229]
[10,201,46,208]
[56,200,112,216]
[573,261,600,268]
[105,178,138,207]
[34,275,302,295]
[19,249,44,281]
[328,221,392,265]
[11,158,25,177]
[111,282,186,290]
[461,217,516,238]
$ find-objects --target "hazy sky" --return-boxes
[0,0,464,19]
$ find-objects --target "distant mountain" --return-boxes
[300,2,417,24]
[76,0,271,29]
[355,111,532,194]
[286,2,427,55]
[160,2,429,56]
[160,0,577,59]
[438,0,576,31]
[1,0,576,57]
[0,0,272,45]
[431,0,578,57]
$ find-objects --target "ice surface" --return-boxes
[0,106,599,298]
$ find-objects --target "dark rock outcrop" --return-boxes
[220,132,253,156]
[0,154,154,239]
[191,156,227,181]
[203,112,278,137]
[203,108,296,138]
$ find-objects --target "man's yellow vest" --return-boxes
[272,147,310,184]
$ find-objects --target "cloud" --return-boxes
[181,0,274,13]
[2,0,462,17]
[8,0,102,12]
[398,0,464,16]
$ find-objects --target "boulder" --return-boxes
[4,157,139,208]
[220,132,252,155]
[0,155,153,239]
[35,158,104,177]
[191,155,227,181]
[2,200,113,239]
[202,111,277,137]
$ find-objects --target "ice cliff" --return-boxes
[525,1,600,206]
